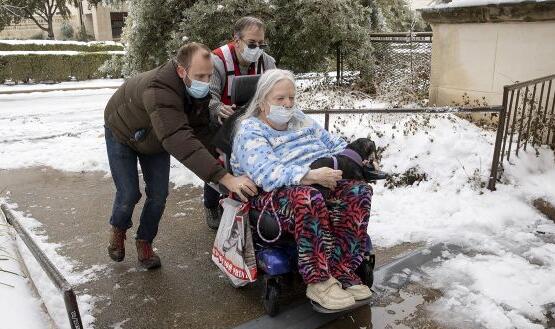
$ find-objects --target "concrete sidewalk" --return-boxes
[0,167,434,329]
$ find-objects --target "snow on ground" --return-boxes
[0,208,50,329]
[0,39,122,46]
[1,82,555,328]
[332,113,555,329]
[0,51,126,56]
[0,79,123,92]
[0,79,381,188]
[0,88,203,188]
[0,200,102,329]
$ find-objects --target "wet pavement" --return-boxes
[235,244,453,329]
[0,167,444,329]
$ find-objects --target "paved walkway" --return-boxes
[0,167,437,329]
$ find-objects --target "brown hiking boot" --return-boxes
[136,240,161,270]
[107,226,126,262]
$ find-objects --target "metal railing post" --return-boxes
[488,87,509,191]
[336,43,341,86]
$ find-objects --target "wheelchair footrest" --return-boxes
[311,298,372,314]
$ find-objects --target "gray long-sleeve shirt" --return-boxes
[209,51,276,123]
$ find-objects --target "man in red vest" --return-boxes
[204,16,276,228]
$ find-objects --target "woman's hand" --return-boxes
[300,168,342,189]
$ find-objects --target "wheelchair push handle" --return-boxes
[207,182,256,203]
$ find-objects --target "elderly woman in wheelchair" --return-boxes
[229,69,374,311]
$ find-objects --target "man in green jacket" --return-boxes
[104,42,257,269]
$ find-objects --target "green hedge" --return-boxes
[0,42,124,52]
[0,53,124,82]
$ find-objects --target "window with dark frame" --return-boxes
[110,12,128,40]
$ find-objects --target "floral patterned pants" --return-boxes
[251,180,372,286]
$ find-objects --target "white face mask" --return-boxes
[266,104,295,126]
[241,46,263,63]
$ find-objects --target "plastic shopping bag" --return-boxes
[211,198,257,287]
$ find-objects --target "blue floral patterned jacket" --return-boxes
[231,115,347,192]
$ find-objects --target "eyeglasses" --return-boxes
[241,39,268,50]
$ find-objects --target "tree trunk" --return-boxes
[46,0,55,39]
[47,18,54,39]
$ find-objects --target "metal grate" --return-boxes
[370,32,432,99]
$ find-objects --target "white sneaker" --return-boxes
[345,284,372,301]
[306,277,356,310]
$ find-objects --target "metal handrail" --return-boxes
[304,105,505,190]
[305,106,503,131]
[505,74,555,91]
[369,32,433,43]
[305,106,501,115]
[369,32,433,38]
[0,204,83,329]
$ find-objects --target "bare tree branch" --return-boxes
[24,8,48,31]
[2,5,26,18]
[0,267,24,277]
[0,281,14,288]
[46,0,54,15]
[35,9,48,22]
[52,3,59,17]
[2,0,77,37]
[40,0,49,17]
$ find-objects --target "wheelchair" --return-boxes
[210,75,377,316]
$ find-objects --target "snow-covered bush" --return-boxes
[0,40,125,82]
[176,0,373,79]
[369,0,429,32]
[119,0,197,76]
[98,54,125,79]
[384,166,428,189]
[0,41,123,52]
[119,0,421,88]
[60,21,74,40]
[0,53,119,82]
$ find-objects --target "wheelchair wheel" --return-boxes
[356,253,375,288]
[262,277,280,317]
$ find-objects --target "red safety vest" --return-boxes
[213,42,265,105]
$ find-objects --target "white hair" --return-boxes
[234,69,310,134]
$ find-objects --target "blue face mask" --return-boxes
[185,78,210,99]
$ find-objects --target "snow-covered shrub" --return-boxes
[98,55,125,78]
[0,41,123,52]
[60,21,74,40]
[0,53,120,82]
[119,0,423,90]
[450,93,498,130]
[177,0,373,81]
[119,0,197,77]
[384,166,428,189]
[369,0,429,32]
